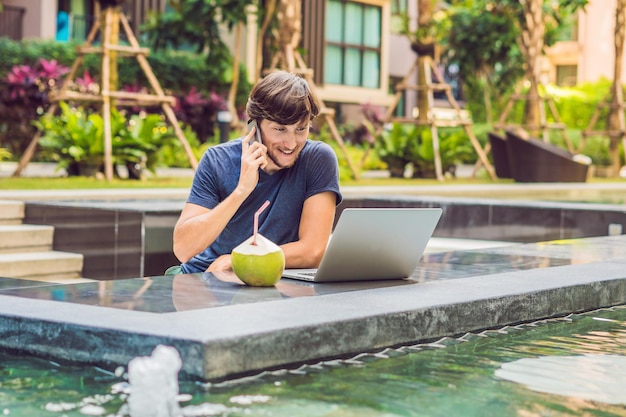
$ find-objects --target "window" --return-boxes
[325,0,381,89]
[556,65,577,87]
[391,0,407,15]
[389,77,406,117]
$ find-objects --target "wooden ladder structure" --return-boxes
[13,5,197,181]
[493,82,575,152]
[261,0,359,180]
[384,54,496,181]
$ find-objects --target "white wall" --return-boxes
[3,0,58,39]
[577,0,618,83]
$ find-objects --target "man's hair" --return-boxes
[246,71,320,125]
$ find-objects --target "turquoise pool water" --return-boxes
[2,305,626,416]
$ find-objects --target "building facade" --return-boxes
[0,0,621,124]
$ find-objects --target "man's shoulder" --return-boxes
[303,139,335,156]
[203,138,242,159]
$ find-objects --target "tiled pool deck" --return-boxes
[0,184,625,381]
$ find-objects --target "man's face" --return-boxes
[258,118,310,173]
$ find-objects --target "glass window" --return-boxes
[556,65,577,87]
[326,1,344,43]
[325,0,382,89]
[391,0,407,15]
[325,45,343,84]
[363,7,380,48]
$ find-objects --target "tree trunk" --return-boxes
[276,0,302,72]
[519,0,544,136]
[482,74,493,125]
[417,0,433,28]
[608,0,626,176]
[227,21,243,128]
[256,0,277,80]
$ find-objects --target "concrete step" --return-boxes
[0,251,84,281]
[0,200,24,225]
[0,224,54,254]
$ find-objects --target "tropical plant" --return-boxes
[0,147,11,161]
[374,123,475,178]
[445,2,524,124]
[172,87,228,143]
[35,102,107,175]
[0,58,69,156]
[35,102,179,178]
[407,127,474,178]
[489,0,588,132]
[375,123,415,177]
[141,0,252,93]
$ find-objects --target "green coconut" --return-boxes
[231,233,285,287]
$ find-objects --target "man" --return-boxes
[171,71,342,274]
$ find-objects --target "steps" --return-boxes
[0,201,86,283]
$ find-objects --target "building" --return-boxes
[0,0,620,125]
[544,0,622,87]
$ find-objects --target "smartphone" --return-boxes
[247,120,263,145]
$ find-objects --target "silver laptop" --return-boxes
[282,208,443,283]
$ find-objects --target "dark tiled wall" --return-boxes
[23,197,626,281]
[25,204,143,280]
[338,196,626,243]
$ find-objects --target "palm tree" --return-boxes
[606,0,625,175]
[582,0,625,177]
[518,0,544,135]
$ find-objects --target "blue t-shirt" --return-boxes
[181,138,342,273]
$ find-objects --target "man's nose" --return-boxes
[284,131,297,147]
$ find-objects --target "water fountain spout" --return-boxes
[127,345,183,417]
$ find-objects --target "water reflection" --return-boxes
[3,306,626,416]
[496,354,626,405]
[0,274,413,313]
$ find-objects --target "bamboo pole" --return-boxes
[102,7,114,181]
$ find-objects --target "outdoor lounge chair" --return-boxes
[504,130,590,183]
[487,131,513,179]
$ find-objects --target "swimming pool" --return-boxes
[2,193,626,415]
[2,305,625,416]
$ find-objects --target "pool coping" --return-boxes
[1,237,625,380]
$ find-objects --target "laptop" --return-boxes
[282,207,443,283]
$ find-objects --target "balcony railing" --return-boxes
[0,5,26,41]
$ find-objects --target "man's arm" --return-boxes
[173,132,267,263]
[207,191,337,272]
[172,193,247,263]
[280,191,337,268]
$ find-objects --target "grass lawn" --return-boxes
[0,176,195,190]
[1,173,624,191]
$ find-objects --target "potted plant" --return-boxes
[35,102,177,178]
[407,127,474,178]
[375,123,414,177]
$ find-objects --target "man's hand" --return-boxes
[206,254,233,272]
[238,128,268,194]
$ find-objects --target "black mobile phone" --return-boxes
[247,120,262,144]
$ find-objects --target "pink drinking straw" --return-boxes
[253,200,270,245]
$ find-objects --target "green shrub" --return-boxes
[35,102,186,177]
[0,147,11,161]
[0,38,251,97]
[0,38,249,162]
